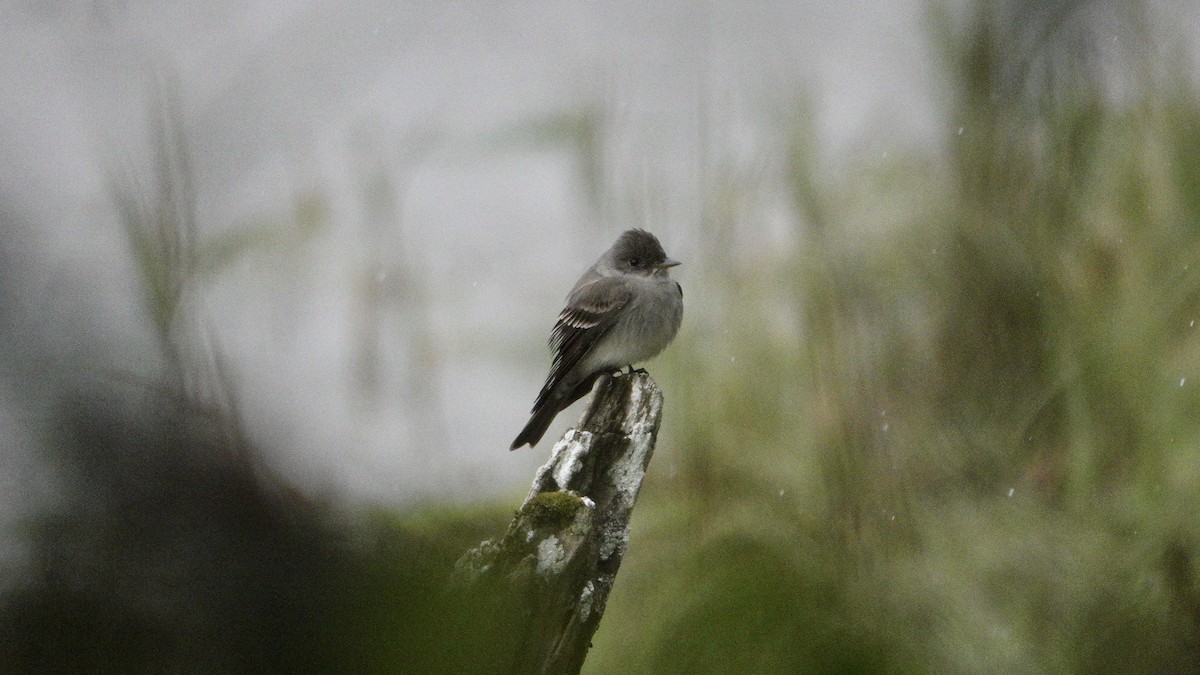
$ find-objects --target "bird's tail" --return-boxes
[510,372,604,450]
[510,403,560,450]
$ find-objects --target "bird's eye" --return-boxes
[628,258,642,268]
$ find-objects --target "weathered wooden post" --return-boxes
[453,371,664,674]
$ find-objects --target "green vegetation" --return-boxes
[588,4,1200,672]
[522,490,587,530]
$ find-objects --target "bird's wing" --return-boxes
[532,276,633,411]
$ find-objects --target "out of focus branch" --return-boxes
[453,371,664,674]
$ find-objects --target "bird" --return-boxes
[511,229,683,450]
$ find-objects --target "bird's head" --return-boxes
[609,229,680,277]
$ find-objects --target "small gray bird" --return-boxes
[511,229,683,449]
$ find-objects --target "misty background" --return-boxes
[0,0,962,506]
[4,1,1200,672]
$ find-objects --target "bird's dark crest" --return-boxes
[614,229,667,261]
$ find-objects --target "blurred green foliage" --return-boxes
[589,3,1200,673]
[0,383,513,672]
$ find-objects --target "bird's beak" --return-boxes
[659,258,681,269]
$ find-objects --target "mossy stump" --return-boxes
[453,371,664,675]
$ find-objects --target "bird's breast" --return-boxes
[583,276,682,370]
